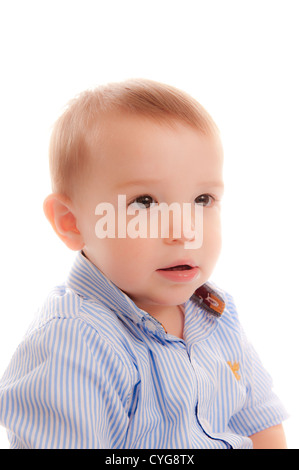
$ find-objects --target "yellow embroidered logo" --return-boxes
[227,361,241,381]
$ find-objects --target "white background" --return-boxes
[0,0,298,448]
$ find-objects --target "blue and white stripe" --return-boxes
[0,252,288,448]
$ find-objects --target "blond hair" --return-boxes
[49,78,219,197]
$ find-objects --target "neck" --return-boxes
[137,303,185,339]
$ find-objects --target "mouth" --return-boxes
[158,260,198,271]
[156,261,200,282]
[158,264,194,271]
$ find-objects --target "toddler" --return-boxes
[0,79,288,449]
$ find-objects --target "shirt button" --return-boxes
[130,313,141,323]
[145,320,157,333]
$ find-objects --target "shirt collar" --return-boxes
[66,251,226,343]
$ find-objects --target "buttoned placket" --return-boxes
[180,304,233,449]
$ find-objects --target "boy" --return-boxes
[0,79,288,448]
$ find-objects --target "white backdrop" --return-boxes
[0,0,298,448]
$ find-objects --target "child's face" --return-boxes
[74,114,224,314]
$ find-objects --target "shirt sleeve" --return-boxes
[227,321,289,438]
[0,318,134,449]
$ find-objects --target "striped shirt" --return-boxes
[0,252,287,449]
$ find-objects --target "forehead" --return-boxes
[89,113,223,180]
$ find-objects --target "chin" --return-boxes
[155,287,198,306]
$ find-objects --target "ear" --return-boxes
[43,193,85,251]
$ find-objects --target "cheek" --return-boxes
[202,210,222,256]
[89,236,156,284]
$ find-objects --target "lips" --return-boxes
[156,261,200,282]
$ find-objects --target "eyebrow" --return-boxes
[115,179,224,190]
[115,179,163,189]
[200,182,225,189]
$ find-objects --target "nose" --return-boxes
[161,203,197,245]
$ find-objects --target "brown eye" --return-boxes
[131,195,155,209]
[195,194,215,207]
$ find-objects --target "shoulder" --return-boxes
[26,284,83,333]
[24,284,136,376]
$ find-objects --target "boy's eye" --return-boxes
[130,195,156,209]
[195,194,215,207]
